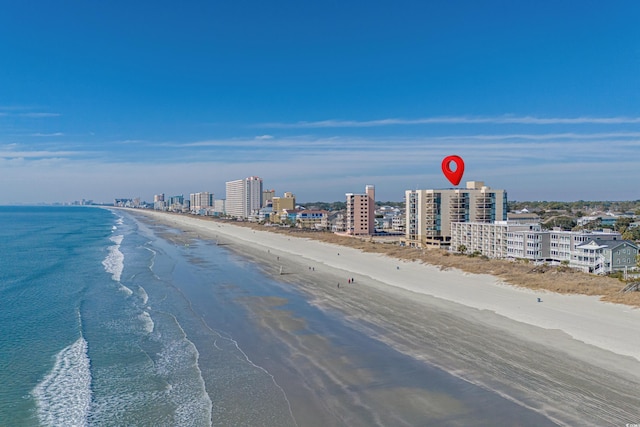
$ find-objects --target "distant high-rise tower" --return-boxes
[225,176,263,218]
[262,189,275,207]
[345,185,375,235]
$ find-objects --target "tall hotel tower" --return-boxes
[225,176,263,218]
[405,181,507,247]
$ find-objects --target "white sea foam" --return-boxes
[138,286,149,305]
[138,311,154,334]
[156,315,212,426]
[33,337,92,427]
[118,284,134,296]
[102,235,124,282]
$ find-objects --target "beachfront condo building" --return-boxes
[450,221,544,259]
[272,192,296,212]
[213,199,226,216]
[451,224,637,275]
[296,210,329,230]
[225,176,263,219]
[270,192,297,224]
[190,192,214,213]
[405,181,507,247]
[346,185,375,236]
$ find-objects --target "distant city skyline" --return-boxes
[1,2,639,204]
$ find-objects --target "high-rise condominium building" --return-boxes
[346,185,375,236]
[225,176,263,218]
[405,181,507,247]
[190,192,214,212]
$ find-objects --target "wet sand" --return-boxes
[129,210,640,426]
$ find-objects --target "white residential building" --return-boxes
[213,199,226,215]
[506,227,550,261]
[572,239,638,274]
[549,229,621,263]
[225,176,263,219]
[451,221,543,259]
[190,192,214,213]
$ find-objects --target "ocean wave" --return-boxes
[138,311,154,334]
[109,234,124,246]
[102,235,124,282]
[118,284,134,296]
[156,316,212,426]
[33,337,92,427]
[138,286,149,305]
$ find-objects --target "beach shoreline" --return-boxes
[124,208,640,426]
[127,209,640,364]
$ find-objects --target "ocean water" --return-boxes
[0,206,558,426]
[0,207,296,427]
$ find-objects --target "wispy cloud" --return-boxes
[261,115,640,128]
[30,132,64,137]
[434,131,640,141]
[18,112,61,118]
[0,149,82,159]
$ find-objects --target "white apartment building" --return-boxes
[451,221,543,259]
[225,176,263,219]
[213,199,226,216]
[549,229,621,263]
[454,223,635,274]
[391,215,405,232]
[506,227,550,261]
[190,192,214,213]
[406,181,507,247]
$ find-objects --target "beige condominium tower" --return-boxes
[405,181,507,247]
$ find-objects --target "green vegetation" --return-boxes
[508,200,640,214]
[541,216,576,230]
[301,201,346,211]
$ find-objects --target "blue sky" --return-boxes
[1,1,639,203]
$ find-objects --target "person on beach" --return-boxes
[337,283,340,288]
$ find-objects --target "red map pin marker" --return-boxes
[441,155,465,186]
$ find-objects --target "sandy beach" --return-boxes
[129,209,640,426]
